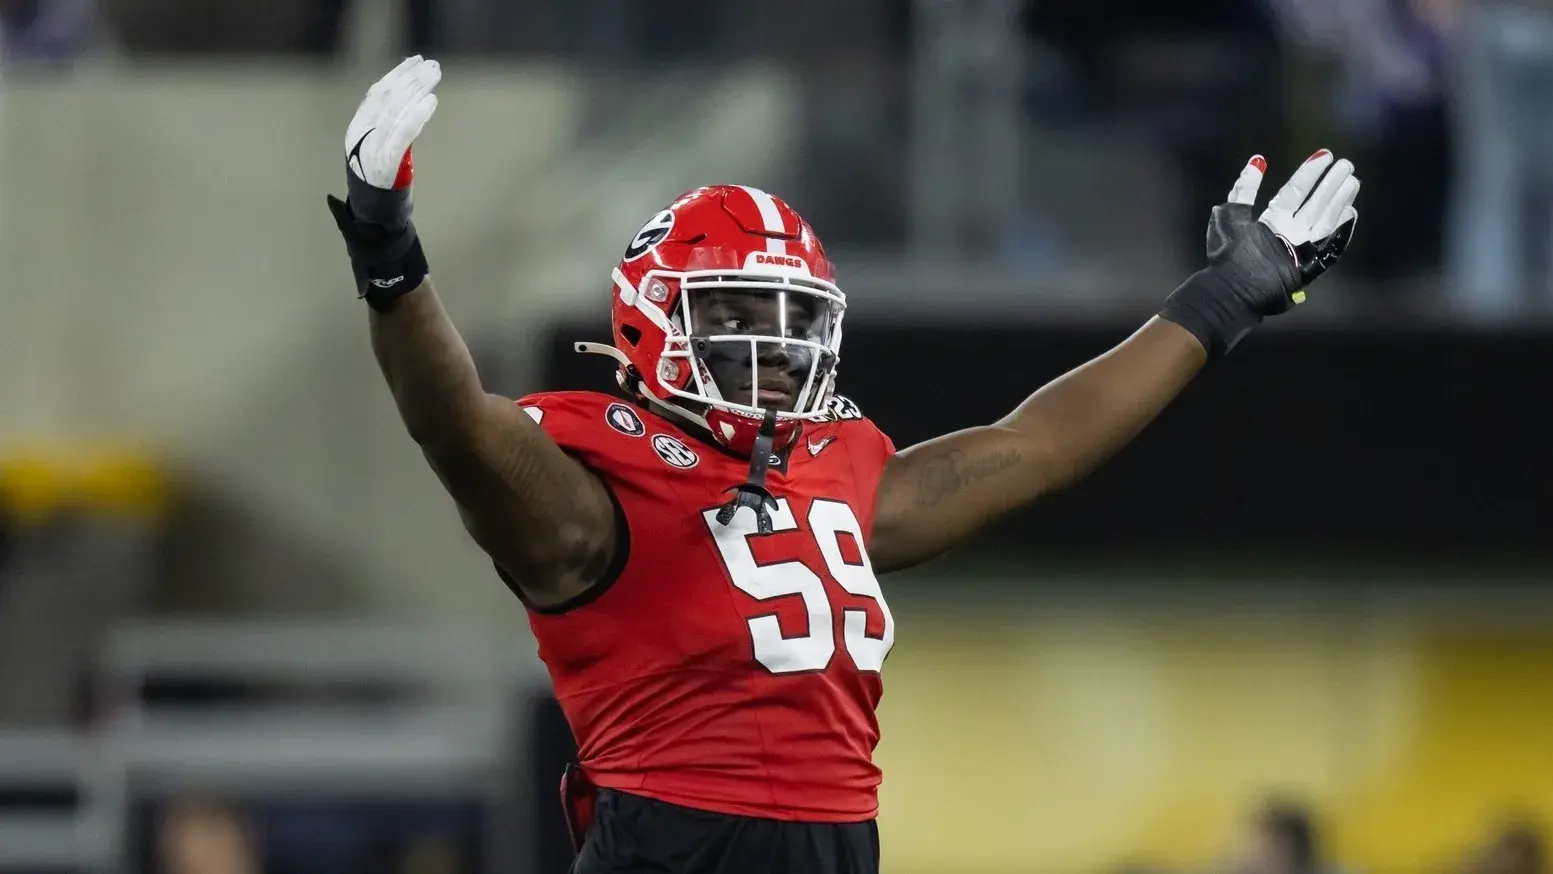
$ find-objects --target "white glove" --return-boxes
[328,56,442,304]
[344,54,441,192]
[1166,151,1363,357]
[1215,150,1361,305]
[1227,150,1360,290]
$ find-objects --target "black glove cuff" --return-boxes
[327,194,430,312]
[1159,268,1263,359]
[346,169,413,229]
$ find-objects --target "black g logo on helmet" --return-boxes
[624,210,675,261]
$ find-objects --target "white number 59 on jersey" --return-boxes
[702,498,894,675]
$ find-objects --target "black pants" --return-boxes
[571,789,879,874]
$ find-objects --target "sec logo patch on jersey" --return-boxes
[651,434,699,469]
[606,403,646,437]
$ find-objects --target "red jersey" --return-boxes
[516,390,897,822]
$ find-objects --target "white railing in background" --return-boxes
[0,730,93,872]
[0,620,554,874]
[94,620,551,874]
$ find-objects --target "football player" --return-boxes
[327,58,1359,874]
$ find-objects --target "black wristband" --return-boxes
[1158,268,1264,359]
[326,194,431,311]
[345,169,413,229]
[355,231,429,312]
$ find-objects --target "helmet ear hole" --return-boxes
[620,325,643,347]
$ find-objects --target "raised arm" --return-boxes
[870,318,1204,571]
[326,57,615,606]
[869,152,1360,572]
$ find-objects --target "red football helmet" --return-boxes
[579,185,846,456]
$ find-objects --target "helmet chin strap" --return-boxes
[714,407,780,535]
[577,340,781,534]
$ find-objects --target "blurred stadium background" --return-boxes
[1,0,1551,872]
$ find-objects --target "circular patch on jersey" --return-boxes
[605,402,646,437]
[651,434,700,469]
[623,209,675,262]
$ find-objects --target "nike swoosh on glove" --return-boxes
[339,54,440,228]
[1163,150,1361,358]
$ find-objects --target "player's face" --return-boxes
[686,288,830,413]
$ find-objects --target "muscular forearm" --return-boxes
[368,279,487,448]
[873,153,1360,571]
[365,278,617,595]
[871,318,1206,572]
[998,317,1205,492]
[332,57,619,601]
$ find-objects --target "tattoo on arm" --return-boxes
[913,449,1023,508]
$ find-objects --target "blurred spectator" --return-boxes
[0,0,93,64]
[1464,818,1547,874]
[1447,0,1553,319]
[1024,0,1288,265]
[1264,0,1453,287]
[394,833,464,874]
[1221,798,1336,874]
[0,450,167,724]
[156,797,260,874]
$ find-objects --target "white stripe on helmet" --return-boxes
[736,185,788,256]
